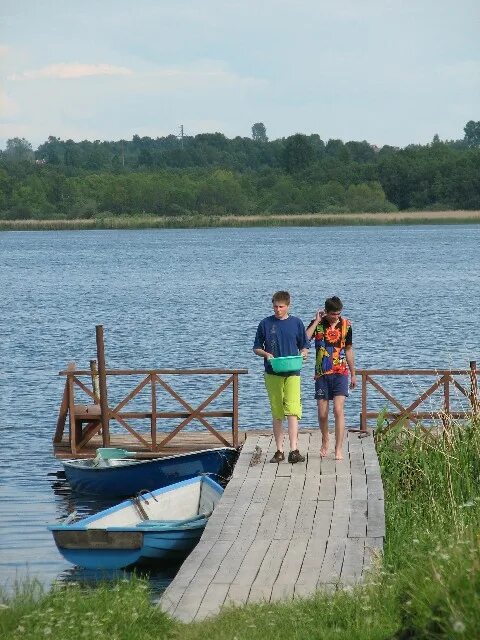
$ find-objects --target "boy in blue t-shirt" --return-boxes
[253,291,310,463]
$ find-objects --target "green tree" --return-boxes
[251,123,268,143]
[3,138,34,163]
[463,120,480,148]
[282,134,314,174]
[10,175,52,218]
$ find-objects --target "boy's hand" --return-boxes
[350,374,357,389]
[301,348,309,361]
[315,309,326,323]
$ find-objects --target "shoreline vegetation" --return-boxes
[2,209,480,232]
[1,417,479,639]
[2,125,480,225]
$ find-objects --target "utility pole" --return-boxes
[179,125,184,149]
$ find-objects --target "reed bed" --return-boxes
[1,416,479,639]
[1,210,480,232]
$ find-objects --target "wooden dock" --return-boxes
[159,428,385,622]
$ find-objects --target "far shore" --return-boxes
[1,209,480,231]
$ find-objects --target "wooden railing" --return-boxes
[358,361,479,432]
[54,365,248,454]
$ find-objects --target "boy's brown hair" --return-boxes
[325,296,343,313]
[272,290,291,305]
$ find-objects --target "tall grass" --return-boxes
[1,210,480,232]
[1,417,479,639]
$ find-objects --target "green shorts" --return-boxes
[264,373,302,420]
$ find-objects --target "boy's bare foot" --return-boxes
[335,450,344,461]
[320,440,329,457]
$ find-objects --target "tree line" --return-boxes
[0,121,479,220]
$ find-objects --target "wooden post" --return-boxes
[361,372,367,431]
[151,374,157,450]
[96,325,110,447]
[66,363,77,454]
[442,373,450,432]
[54,378,69,443]
[232,372,239,447]
[470,360,479,417]
[89,359,100,404]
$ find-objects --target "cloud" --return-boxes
[146,61,266,91]
[9,63,134,80]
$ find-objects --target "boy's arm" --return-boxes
[306,310,324,340]
[345,345,357,389]
[299,322,310,360]
[253,321,273,359]
[254,347,274,359]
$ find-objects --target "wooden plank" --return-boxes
[212,536,259,585]
[351,474,368,501]
[366,474,384,500]
[226,538,272,605]
[367,499,385,537]
[292,499,317,537]
[335,474,352,501]
[329,500,350,538]
[311,500,334,538]
[195,583,230,620]
[248,538,290,603]
[294,536,328,598]
[217,502,251,541]
[202,503,233,541]
[285,473,306,502]
[348,500,368,538]
[320,455,336,476]
[318,538,346,584]
[340,537,365,585]
[233,501,266,541]
[302,473,320,501]
[271,536,309,601]
[274,500,301,540]
[172,539,235,621]
[319,475,336,501]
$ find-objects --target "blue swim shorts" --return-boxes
[314,374,349,400]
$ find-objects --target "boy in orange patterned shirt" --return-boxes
[306,296,356,460]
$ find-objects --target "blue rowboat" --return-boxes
[63,447,238,497]
[48,476,223,570]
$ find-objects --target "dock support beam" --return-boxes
[96,325,110,447]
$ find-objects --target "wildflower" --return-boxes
[43,628,52,635]
[451,619,466,633]
[412,539,419,544]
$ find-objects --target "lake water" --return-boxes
[1,225,479,593]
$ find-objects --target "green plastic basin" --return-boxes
[269,355,303,373]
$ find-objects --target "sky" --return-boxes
[1,0,479,150]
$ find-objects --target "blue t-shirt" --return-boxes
[253,315,310,376]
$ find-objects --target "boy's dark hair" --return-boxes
[272,290,291,305]
[325,296,343,313]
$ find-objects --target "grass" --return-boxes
[1,210,480,231]
[1,417,479,639]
